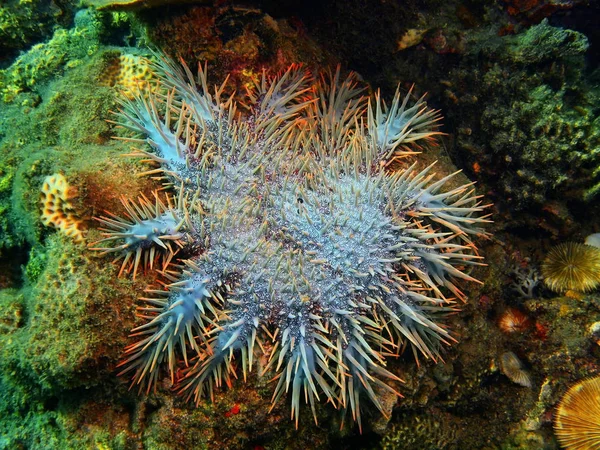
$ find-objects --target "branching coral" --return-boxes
[92,52,490,430]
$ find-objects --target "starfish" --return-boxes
[90,52,490,430]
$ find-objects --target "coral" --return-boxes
[40,173,85,243]
[379,413,459,450]
[478,77,599,210]
[441,19,599,229]
[506,19,589,64]
[554,376,600,450]
[0,289,23,335]
[0,157,17,252]
[0,8,110,103]
[379,415,459,450]
[497,307,531,334]
[542,243,600,294]
[1,234,134,391]
[99,53,155,98]
[24,246,47,284]
[94,52,490,430]
[499,351,532,388]
[0,0,75,61]
[510,264,541,299]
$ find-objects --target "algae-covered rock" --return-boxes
[2,235,135,391]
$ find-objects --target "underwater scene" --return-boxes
[0,0,599,449]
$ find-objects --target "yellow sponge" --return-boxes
[40,174,84,243]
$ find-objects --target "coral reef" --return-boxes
[440,18,600,231]
[506,19,589,63]
[5,235,132,390]
[0,0,76,63]
[378,413,459,450]
[0,157,17,254]
[1,0,600,448]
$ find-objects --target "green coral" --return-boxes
[0,8,107,103]
[12,235,130,390]
[481,81,600,206]
[379,414,459,450]
[445,20,599,216]
[0,0,76,61]
[0,235,140,448]
[507,19,589,64]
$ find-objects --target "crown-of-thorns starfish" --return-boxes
[90,187,199,278]
[93,50,491,431]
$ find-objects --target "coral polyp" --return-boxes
[95,52,490,430]
[542,242,600,294]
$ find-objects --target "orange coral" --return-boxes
[40,174,84,243]
[555,376,600,449]
[100,54,154,98]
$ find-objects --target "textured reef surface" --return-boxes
[1,1,600,449]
